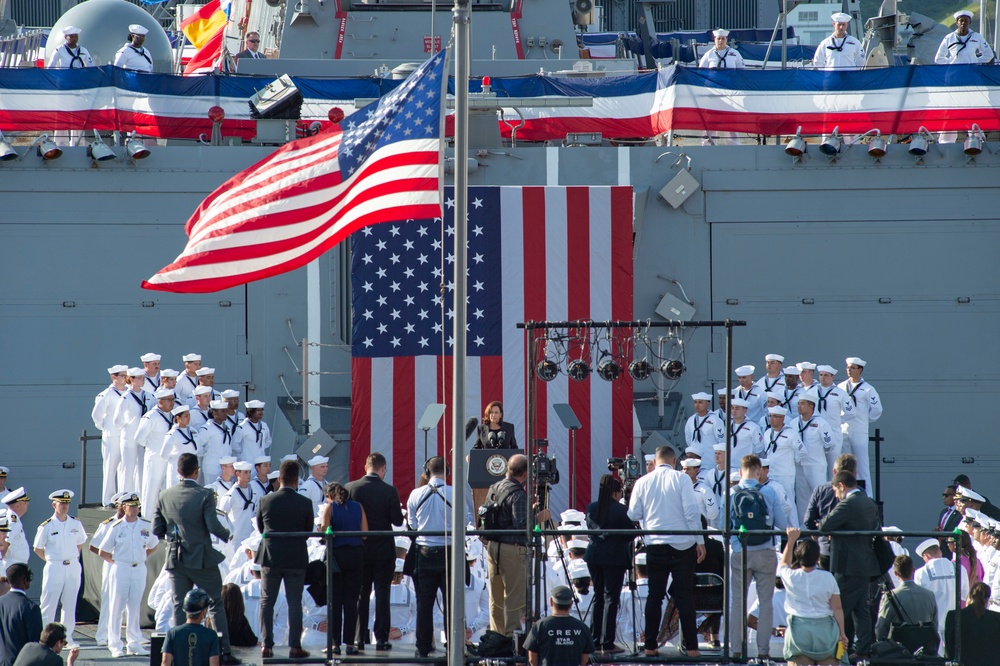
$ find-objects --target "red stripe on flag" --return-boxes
[479,356,504,420]
[350,357,372,481]
[610,186,634,457]
[393,358,416,492]
[521,187,547,442]
[566,187,591,510]
[436,356,453,475]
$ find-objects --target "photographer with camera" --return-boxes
[480,454,551,638]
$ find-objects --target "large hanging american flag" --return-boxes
[350,186,634,513]
[142,50,447,293]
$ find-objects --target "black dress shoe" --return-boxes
[220,654,243,665]
[331,646,341,655]
[288,648,310,659]
[261,647,273,659]
[356,642,365,651]
[375,642,392,651]
[346,647,359,656]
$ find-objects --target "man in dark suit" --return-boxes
[346,452,404,651]
[233,31,267,61]
[152,453,239,665]
[0,564,42,666]
[256,459,313,660]
[819,471,880,660]
[936,485,962,559]
[12,622,78,666]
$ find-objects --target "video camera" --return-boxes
[532,439,560,486]
[607,454,641,481]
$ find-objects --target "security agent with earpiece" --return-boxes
[161,589,220,666]
[0,563,42,666]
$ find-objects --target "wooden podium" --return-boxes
[469,448,517,514]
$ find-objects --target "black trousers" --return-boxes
[589,563,626,649]
[330,545,365,646]
[645,544,698,652]
[261,566,305,649]
[415,546,450,656]
[168,563,232,655]
[355,554,395,644]
[836,573,873,655]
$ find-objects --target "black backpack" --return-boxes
[731,484,771,546]
[477,480,519,538]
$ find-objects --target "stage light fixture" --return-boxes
[597,358,621,381]
[536,359,559,382]
[866,130,887,158]
[784,126,807,157]
[0,130,16,161]
[126,137,150,160]
[908,126,933,156]
[88,130,115,162]
[628,359,653,381]
[964,124,985,156]
[660,359,685,379]
[819,126,841,156]
[567,359,591,382]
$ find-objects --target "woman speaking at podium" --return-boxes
[473,401,518,450]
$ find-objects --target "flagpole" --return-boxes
[449,0,471,663]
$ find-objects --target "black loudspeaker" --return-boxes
[249,75,304,120]
[149,633,165,666]
[574,0,593,14]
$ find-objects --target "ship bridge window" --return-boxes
[799,10,818,21]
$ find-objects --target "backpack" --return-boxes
[477,479,520,538]
[731,484,771,546]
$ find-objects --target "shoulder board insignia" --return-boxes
[40,518,52,526]
[112,518,124,526]
[139,518,151,524]
[101,517,115,525]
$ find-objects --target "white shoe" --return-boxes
[96,641,108,647]
[128,646,151,656]
[110,649,125,658]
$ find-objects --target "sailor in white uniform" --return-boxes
[234,400,271,463]
[135,388,175,519]
[794,393,835,520]
[699,28,745,69]
[139,353,161,394]
[251,456,272,497]
[714,388,729,423]
[188,367,222,406]
[755,354,786,396]
[46,26,95,69]
[681,457,719,525]
[813,12,865,70]
[221,390,245,436]
[298,455,329,516]
[704,445,730,530]
[796,362,817,393]
[838,357,882,496]
[199,399,234,484]
[98,492,158,658]
[814,365,846,477]
[90,493,126,646]
[220,461,260,548]
[207,456,238,501]
[782,366,803,416]
[114,24,154,72]
[163,405,201,488]
[33,490,88,645]
[914,538,969,635]
[760,406,804,521]
[726,398,763,467]
[160,369,179,394]
[0,511,13,589]
[379,559,417,644]
[113,368,154,492]
[936,11,995,64]
[93,364,129,506]
[617,552,655,648]
[684,392,723,459]
[243,564,289,646]
[174,353,202,404]
[1,488,31,565]
[189,386,214,430]
[734,365,766,425]
[759,459,798,528]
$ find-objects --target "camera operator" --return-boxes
[484,454,551,637]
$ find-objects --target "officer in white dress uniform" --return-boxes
[813,12,865,70]
[838,357,882,496]
[297,456,328,516]
[735,365,766,425]
[726,398,763,467]
[814,365,846,476]
[136,388,175,519]
[681,457,719,525]
[90,493,126,646]
[33,490,88,645]
[113,368,154,492]
[114,24,154,72]
[794,393,835,519]
[98,492,158,658]
[755,354,786,396]
[139,353,161,394]
[46,26,95,69]
[235,400,271,463]
[174,353,202,404]
[684,392,723,459]
[936,11,995,64]
[207,456,238,501]
[199,399,235,484]
[189,386,214,430]
[1,487,31,565]
[761,406,804,521]
[0,510,13,587]
[220,461,259,548]
[163,405,201,488]
[93,364,129,506]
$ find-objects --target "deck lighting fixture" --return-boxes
[567,359,590,382]
[660,359,685,380]
[126,136,150,160]
[26,134,62,161]
[628,359,653,381]
[865,130,887,158]
[596,358,621,381]
[536,359,559,382]
[88,130,115,162]
[0,131,16,161]
[819,126,841,155]
[964,124,985,156]
[908,127,934,156]
[784,126,807,157]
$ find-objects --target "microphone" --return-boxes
[465,417,479,440]
[497,430,506,445]
[489,431,499,448]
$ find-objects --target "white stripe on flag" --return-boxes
[542,189,570,516]
[371,357,394,475]
[588,188,614,501]
[414,356,439,476]
[500,187,526,434]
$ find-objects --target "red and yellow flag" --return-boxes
[180,0,228,50]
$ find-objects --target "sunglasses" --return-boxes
[248,39,260,43]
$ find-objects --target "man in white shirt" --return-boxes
[113,368,154,493]
[838,357,882,497]
[220,462,259,548]
[627,446,704,658]
[914,539,969,635]
[813,12,865,70]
